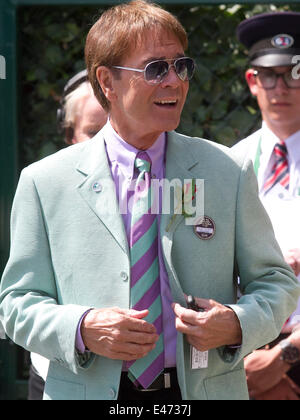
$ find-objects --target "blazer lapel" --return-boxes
[160,131,201,304]
[76,133,129,255]
[160,131,200,237]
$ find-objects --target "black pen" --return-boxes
[186,295,205,313]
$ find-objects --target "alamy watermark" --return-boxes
[0,55,6,80]
[292,55,300,80]
[93,177,205,226]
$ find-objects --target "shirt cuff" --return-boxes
[76,309,92,354]
[227,344,242,349]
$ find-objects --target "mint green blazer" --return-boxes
[1,130,299,400]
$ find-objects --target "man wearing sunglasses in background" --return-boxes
[1,1,299,400]
[234,12,300,400]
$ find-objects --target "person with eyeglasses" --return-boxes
[233,12,300,400]
[1,1,299,401]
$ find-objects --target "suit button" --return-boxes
[92,182,102,193]
[109,388,116,399]
[120,272,128,282]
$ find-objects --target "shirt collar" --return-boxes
[262,122,300,164]
[261,122,279,162]
[285,130,300,164]
[102,119,166,180]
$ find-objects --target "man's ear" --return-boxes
[96,66,116,103]
[245,68,258,97]
[64,127,75,145]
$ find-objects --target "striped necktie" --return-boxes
[127,151,164,389]
[264,141,290,193]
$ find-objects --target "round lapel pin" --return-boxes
[194,216,216,240]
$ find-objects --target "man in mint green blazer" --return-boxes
[1,1,299,400]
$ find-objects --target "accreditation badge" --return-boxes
[190,347,208,370]
[194,216,216,240]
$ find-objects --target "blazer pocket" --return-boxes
[43,376,85,400]
[204,368,249,400]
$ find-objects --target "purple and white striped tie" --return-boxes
[127,151,164,389]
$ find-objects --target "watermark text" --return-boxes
[92,178,205,226]
[292,55,300,80]
[0,55,6,80]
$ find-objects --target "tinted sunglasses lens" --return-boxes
[258,72,276,89]
[257,71,300,89]
[284,72,300,88]
[145,61,169,84]
[175,58,195,81]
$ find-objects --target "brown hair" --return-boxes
[85,0,188,111]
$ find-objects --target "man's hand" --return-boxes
[81,307,159,361]
[244,347,290,397]
[255,376,300,400]
[172,298,242,351]
[245,329,300,398]
[285,248,300,276]
[289,326,300,347]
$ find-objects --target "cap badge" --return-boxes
[194,216,216,240]
[271,34,294,49]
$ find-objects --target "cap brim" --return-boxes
[250,54,295,67]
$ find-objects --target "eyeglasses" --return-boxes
[113,57,195,85]
[254,69,300,90]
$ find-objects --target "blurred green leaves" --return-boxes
[19,5,104,166]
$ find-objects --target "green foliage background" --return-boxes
[19,2,300,167]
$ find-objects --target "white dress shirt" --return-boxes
[234,122,300,325]
[256,123,300,197]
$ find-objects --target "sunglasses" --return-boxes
[254,69,300,90]
[113,57,195,85]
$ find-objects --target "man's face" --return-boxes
[72,95,107,144]
[103,29,189,148]
[246,66,300,135]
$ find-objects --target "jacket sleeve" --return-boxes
[0,168,93,374]
[228,158,300,365]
